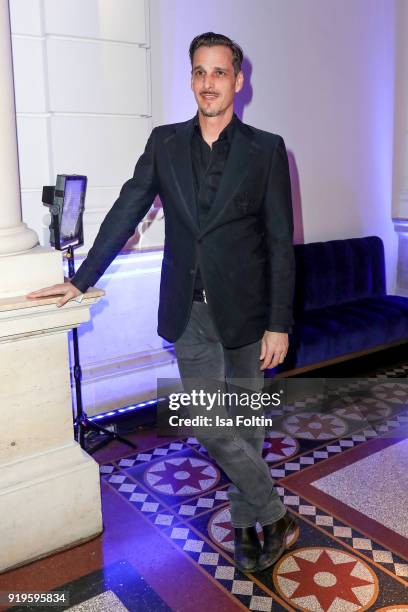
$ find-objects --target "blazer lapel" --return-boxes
[164,117,199,236]
[164,115,258,238]
[199,119,258,237]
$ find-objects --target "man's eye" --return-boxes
[216,71,225,76]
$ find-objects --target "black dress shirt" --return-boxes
[190,113,291,334]
[191,113,236,293]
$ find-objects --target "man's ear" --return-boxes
[235,70,244,93]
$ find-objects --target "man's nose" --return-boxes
[203,73,214,90]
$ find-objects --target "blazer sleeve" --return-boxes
[263,135,295,333]
[71,128,159,293]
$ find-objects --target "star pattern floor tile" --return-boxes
[101,375,408,610]
[3,361,407,611]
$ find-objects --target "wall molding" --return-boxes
[75,346,175,387]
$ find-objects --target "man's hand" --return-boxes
[26,279,82,308]
[259,331,289,370]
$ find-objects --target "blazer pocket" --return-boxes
[232,191,256,214]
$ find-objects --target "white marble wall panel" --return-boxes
[44,0,147,44]
[16,116,50,188]
[51,116,150,186]
[46,39,148,115]
[12,36,47,113]
[84,186,122,210]
[9,0,42,36]
[79,187,122,250]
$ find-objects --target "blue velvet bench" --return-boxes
[274,235,408,376]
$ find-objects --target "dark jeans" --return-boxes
[174,301,286,528]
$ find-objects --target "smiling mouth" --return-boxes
[201,93,218,100]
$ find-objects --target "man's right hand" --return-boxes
[26,280,82,308]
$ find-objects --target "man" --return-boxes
[27,32,296,573]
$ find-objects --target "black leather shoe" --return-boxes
[233,526,262,573]
[258,513,297,571]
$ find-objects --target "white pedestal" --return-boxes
[0,246,104,572]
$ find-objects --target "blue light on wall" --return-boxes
[87,398,165,422]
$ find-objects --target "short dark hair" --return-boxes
[189,32,243,76]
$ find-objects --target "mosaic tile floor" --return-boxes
[1,358,408,611]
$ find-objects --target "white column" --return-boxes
[0,0,38,256]
[393,0,408,294]
[0,2,103,572]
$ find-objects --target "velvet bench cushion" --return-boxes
[275,236,408,372]
[284,295,408,369]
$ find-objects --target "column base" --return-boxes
[0,222,38,257]
[0,442,103,573]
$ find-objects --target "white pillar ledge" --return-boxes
[0,289,105,342]
[0,289,104,313]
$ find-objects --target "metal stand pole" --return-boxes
[67,246,137,454]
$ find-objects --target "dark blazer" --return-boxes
[71,114,295,348]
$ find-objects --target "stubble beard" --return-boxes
[200,108,222,117]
